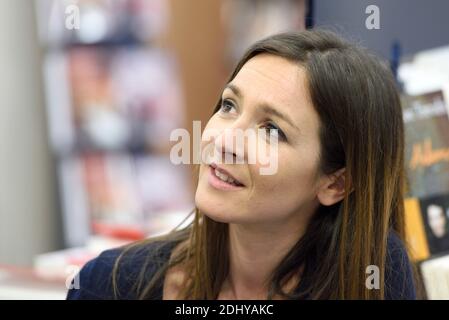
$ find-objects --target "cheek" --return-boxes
[250,149,320,203]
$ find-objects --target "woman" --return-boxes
[67,29,419,300]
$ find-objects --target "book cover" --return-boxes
[404,197,430,261]
[419,193,449,255]
[403,90,449,199]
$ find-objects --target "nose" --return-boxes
[214,126,246,164]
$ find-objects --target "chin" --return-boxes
[194,165,251,224]
[195,190,232,223]
[196,189,252,225]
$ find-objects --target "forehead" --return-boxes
[428,206,443,216]
[228,54,318,135]
[231,54,308,104]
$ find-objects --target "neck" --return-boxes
[223,216,310,299]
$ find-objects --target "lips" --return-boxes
[210,163,244,187]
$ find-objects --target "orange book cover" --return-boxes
[404,197,430,261]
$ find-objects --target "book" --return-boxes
[420,254,449,300]
[419,193,449,255]
[402,90,449,199]
[404,197,430,261]
[35,0,169,46]
[58,152,193,247]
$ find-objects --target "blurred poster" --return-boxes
[403,90,449,199]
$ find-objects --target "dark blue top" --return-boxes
[66,232,417,300]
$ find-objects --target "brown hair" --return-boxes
[112,29,422,299]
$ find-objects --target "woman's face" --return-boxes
[195,54,326,226]
[427,204,447,238]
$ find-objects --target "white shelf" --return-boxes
[0,270,67,300]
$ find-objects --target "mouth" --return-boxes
[207,163,245,191]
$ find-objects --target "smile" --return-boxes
[208,164,244,191]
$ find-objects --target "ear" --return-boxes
[316,167,350,206]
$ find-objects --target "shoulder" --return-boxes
[66,240,178,300]
[384,231,417,300]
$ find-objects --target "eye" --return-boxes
[219,98,237,115]
[261,122,287,142]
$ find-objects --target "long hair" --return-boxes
[112,29,421,299]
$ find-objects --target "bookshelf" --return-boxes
[28,0,308,295]
[35,0,308,250]
[36,0,194,248]
[399,44,449,298]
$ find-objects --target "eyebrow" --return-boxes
[224,83,300,132]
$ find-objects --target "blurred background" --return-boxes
[0,0,449,299]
